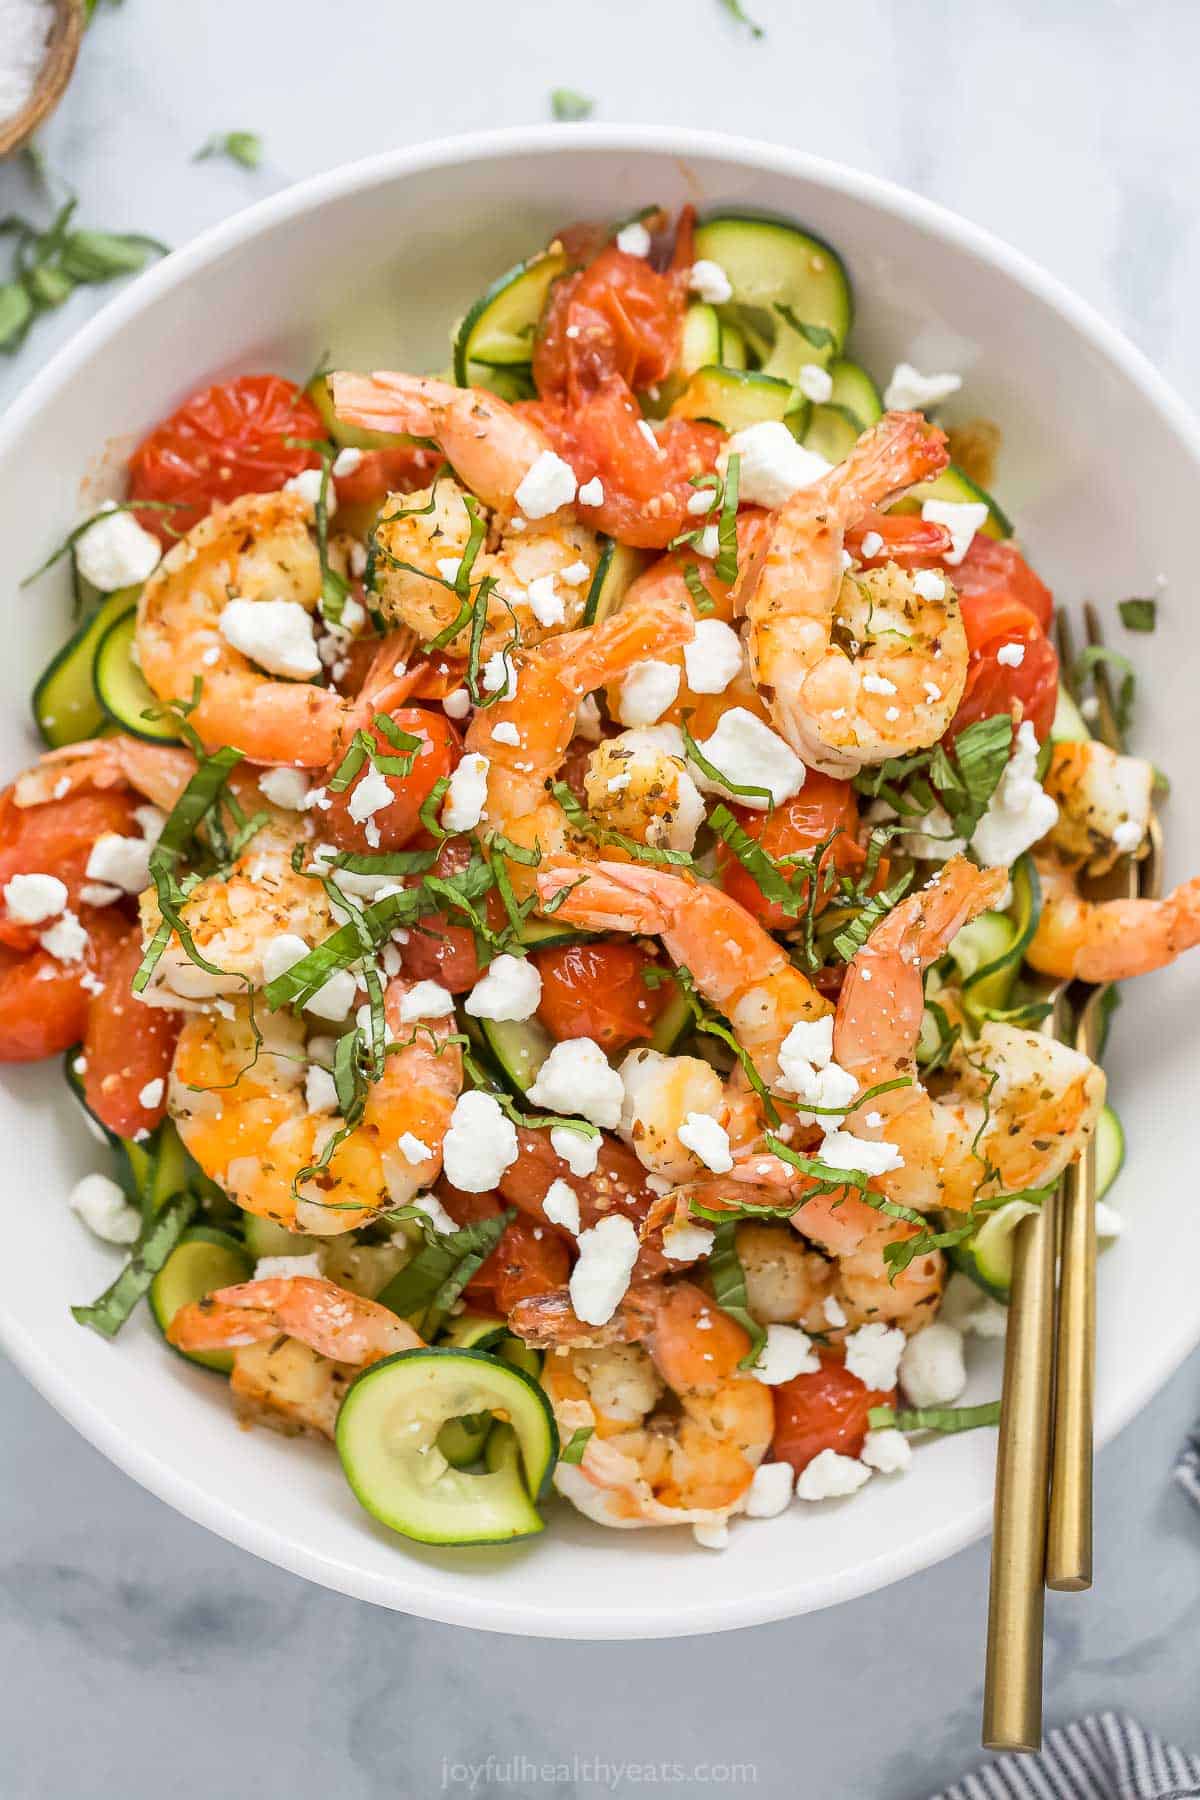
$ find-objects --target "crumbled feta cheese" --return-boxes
[134,805,166,845]
[464,953,542,1022]
[436,555,462,584]
[442,1089,520,1191]
[860,530,884,559]
[898,802,966,863]
[348,762,393,826]
[661,1222,715,1262]
[443,688,471,721]
[527,1036,624,1128]
[481,651,516,697]
[412,1192,458,1235]
[305,1064,339,1114]
[40,910,88,963]
[912,570,946,602]
[69,1172,142,1245]
[797,362,833,403]
[1110,819,1142,855]
[254,1251,323,1281]
[636,418,662,455]
[261,933,311,987]
[1095,1200,1123,1239]
[823,1294,848,1329]
[861,1428,912,1475]
[752,1323,820,1385]
[861,671,898,696]
[779,1016,834,1074]
[1080,695,1100,722]
[966,1298,1009,1339]
[687,487,718,516]
[691,707,806,810]
[971,720,1059,869]
[795,1449,872,1501]
[677,1111,734,1173]
[137,1078,164,1110]
[551,1125,602,1177]
[527,573,565,627]
[4,871,66,923]
[844,1322,906,1391]
[692,1520,729,1550]
[258,767,311,810]
[514,450,577,520]
[615,221,651,257]
[688,258,733,304]
[396,1132,433,1165]
[744,1461,795,1517]
[73,504,161,592]
[399,980,454,1023]
[683,618,742,695]
[441,752,490,832]
[219,598,321,680]
[694,524,718,561]
[577,476,605,508]
[306,967,358,1021]
[542,1177,581,1235]
[574,694,604,742]
[882,363,962,412]
[921,498,988,566]
[285,468,331,512]
[994,642,1025,668]
[817,1130,904,1179]
[725,421,832,510]
[899,1322,966,1407]
[781,1056,857,1126]
[560,559,591,586]
[86,833,152,895]
[617,659,681,728]
[332,446,362,478]
[569,1213,639,1324]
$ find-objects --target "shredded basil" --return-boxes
[831,871,913,962]
[854,714,1013,841]
[681,561,716,615]
[715,452,740,585]
[773,306,834,352]
[71,1193,196,1338]
[559,1425,595,1463]
[1,198,167,357]
[718,0,764,37]
[194,131,263,169]
[680,712,772,806]
[550,780,694,867]
[134,747,244,994]
[1118,597,1156,633]
[708,1220,767,1369]
[376,1209,515,1338]
[550,89,594,122]
[1071,644,1136,744]
[868,1401,1001,1435]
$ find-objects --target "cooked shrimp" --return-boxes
[137,840,332,1009]
[1028,851,1200,981]
[136,489,412,766]
[735,1220,834,1333]
[743,412,966,775]
[469,586,695,895]
[170,977,461,1234]
[14,734,198,813]
[369,472,599,656]
[583,727,706,856]
[537,857,830,1084]
[512,1279,773,1529]
[1043,739,1154,876]
[167,1275,421,1438]
[789,1187,946,1330]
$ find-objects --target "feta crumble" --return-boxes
[305,1064,339,1114]
[527,1037,624,1129]
[899,1322,966,1408]
[441,752,490,833]
[332,446,362,477]
[688,259,733,305]
[443,688,471,721]
[661,1222,715,1262]
[412,1192,458,1235]
[258,767,311,810]
[683,618,742,695]
[4,871,66,923]
[795,1449,872,1501]
[41,910,88,963]
[860,530,884,559]
[861,671,898,697]
[615,221,651,257]
[861,1428,912,1475]
[816,1130,904,1178]
[796,363,834,403]
[921,498,988,566]
[514,450,577,520]
[527,573,565,627]
[577,476,605,508]
[74,504,161,592]
[725,421,832,510]
[744,1461,795,1517]
[617,659,681,728]
[254,1251,323,1281]
[219,599,321,680]
[306,967,358,1022]
[137,1078,164,1110]
[396,1131,433,1165]
[442,1090,520,1191]
[912,570,946,601]
[69,1172,141,1246]
[677,1111,734,1174]
[551,1125,602,1177]
[751,1323,820,1385]
[995,642,1026,668]
[690,707,806,810]
[569,1214,639,1324]
[399,980,454,1023]
[464,953,542,1022]
[284,468,331,512]
[823,1294,848,1329]
[692,1521,729,1550]
[970,721,1058,869]
[844,1322,906,1391]
[542,1178,581,1236]
[882,363,962,412]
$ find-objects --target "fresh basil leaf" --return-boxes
[550,89,594,122]
[376,1209,515,1338]
[774,304,832,350]
[709,1221,767,1370]
[718,0,764,36]
[1118,597,1156,633]
[194,131,263,169]
[0,281,33,351]
[559,1426,594,1463]
[71,1192,196,1339]
[867,1401,1001,1435]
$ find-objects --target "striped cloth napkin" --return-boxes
[932,1714,1200,1799]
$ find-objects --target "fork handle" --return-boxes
[1047,1114,1097,1589]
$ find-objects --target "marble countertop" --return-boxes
[3,2,1199,1793]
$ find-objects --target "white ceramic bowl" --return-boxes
[2,127,1198,1639]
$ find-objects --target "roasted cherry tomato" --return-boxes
[319,707,461,855]
[845,510,954,569]
[717,776,867,932]
[398,836,490,994]
[82,926,180,1137]
[950,592,1058,743]
[534,243,688,399]
[128,374,323,542]
[523,381,722,550]
[443,1190,573,1312]
[498,1126,672,1276]
[950,536,1053,633]
[534,940,668,1053]
[0,907,124,1064]
[771,1351,896,1475]
[0,788,141,950]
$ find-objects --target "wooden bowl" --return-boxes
[0,0,83,158]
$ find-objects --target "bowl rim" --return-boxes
[3,122,1200,1638]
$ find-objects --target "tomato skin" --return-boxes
[441,1189,572,1313]
[771,1351,896,1475]
[522,383,723,549]
[82,926,180,1137]
[319,708,461,855]
[333,445,440,511]
[0,788,141,950]
[845,510,953,569]
[534,243,688,400]
[950,536,1053,633]
[499,1126,671,1276]
[534,940,667,1053]
[398,838,494,995]
[950,593,1059,743]
[127,374,323,542]
[717,776,866,931]
[0,944,90,1060]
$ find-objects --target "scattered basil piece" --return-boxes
[868,1401,1002,1435]
[194,131,264,169]
[718,0,765,36]
[550,90,594,122]
[708,1221,767,1370]
[376,1209,515,1339]
[71,1193,196,1339]
[1118,597,1156,633]
[559,1427,595,1464]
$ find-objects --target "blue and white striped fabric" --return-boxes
[1175,1420,1200,1508]
[933,1714,1200,1800]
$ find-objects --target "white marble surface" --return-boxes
[3,2,1200,1793]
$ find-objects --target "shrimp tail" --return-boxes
[541,585,694,696]
[537,857,690,935]
[329,370,442,439]
[825,410,949,519]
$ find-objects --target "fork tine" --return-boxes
[1054,609,1077,673]
[1082,602,1122,752]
